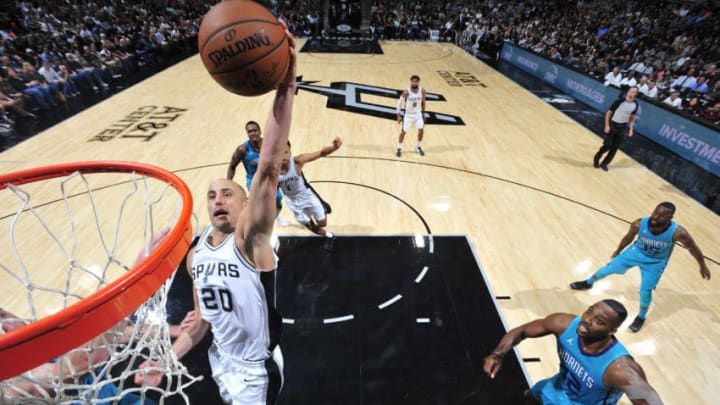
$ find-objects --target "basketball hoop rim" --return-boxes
[0,161,193,381]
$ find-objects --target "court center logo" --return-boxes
[296,77,465,125]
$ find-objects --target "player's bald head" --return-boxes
[208,178,247,200]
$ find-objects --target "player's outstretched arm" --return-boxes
[604,356,664,405]
[483,313,573,379]
[294,137,342,171]
[226,145,247,180]
[674,226,711,280]
[242,22,296,269]
[612,219,640,258]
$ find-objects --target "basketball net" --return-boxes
[0,162,199,404]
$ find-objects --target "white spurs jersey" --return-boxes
[404,86,424,115]
[191,226,275,362]
[278,157,310,200]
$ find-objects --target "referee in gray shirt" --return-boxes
[593,87,638,171]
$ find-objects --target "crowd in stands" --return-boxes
[0,0,208,146]
[1,0,719,147]
[366,0,719,126]
[272,0,321,38]
[455,0,720,126]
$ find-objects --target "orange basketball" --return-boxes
[198,0,290,96]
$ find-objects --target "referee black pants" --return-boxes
[594,122,627,167]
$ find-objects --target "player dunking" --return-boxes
[396,74,426,157]
[278,137,342,238]
[136,23,296,405]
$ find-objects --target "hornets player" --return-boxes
[570,202,710,332]
[395,74,427,157]
[226,120,288,226]
[136,23,296,405]
[484,300,664,405]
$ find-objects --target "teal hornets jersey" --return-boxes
[634,216,677,260]
[242,140,260,184]
[556,317,629,404]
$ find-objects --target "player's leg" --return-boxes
[307,194,331,237]
[600,126,622,170]
[208,345,282,405]
[415,114,425,156]
[593,144,609,168]
[570,248,636,290]
[303,218,320,234]
[264,346,284,405]
[629,262,666,332]
[397,116,411,157]
[207,347,233,404]
[289,203,310,230]
[300,210,324,236]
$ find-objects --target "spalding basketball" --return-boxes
[198,0,290,96]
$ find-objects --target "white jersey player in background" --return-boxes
[278,136,342,238]
[135,23,296,405]
[396,74,427,157]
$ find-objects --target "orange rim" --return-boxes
[0,161,193,380]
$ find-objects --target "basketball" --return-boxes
[198,0,290,96]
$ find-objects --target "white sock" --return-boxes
[397,143,402,150]
[416,142,422,148]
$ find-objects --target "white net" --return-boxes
[0,167,200,404]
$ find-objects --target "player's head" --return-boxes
[626,86,638,100]
[577,299,627,339]
[650,202,675,228]
[245,121,262,143]
[280,141,292,171]
[410,74,420,89]
[206,179,248,234]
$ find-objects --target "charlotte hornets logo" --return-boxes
[295,77,465,126]
[638,237,670,256]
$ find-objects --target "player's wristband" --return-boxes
[491,350,505,359]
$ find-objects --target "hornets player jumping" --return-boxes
[570,202,710,332]
[484,300,664,405]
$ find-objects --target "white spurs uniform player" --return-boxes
[396,74,427,157]
[278,137,342,237]
[135,24,297,405]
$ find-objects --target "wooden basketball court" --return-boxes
[1,40,718,404]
